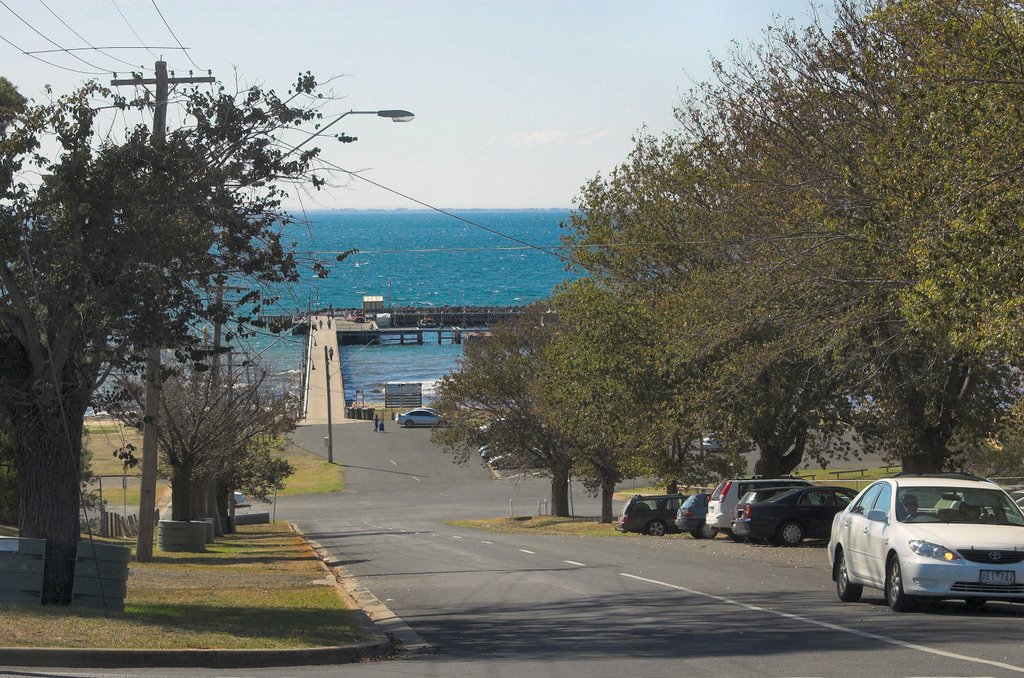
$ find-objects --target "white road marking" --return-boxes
[481,541,493,544]
[564,560,585,567]
[452,535,462,539]
[412,476,420,482]
[619,573,1024,674]
[519,549,535,554]
[389,460,398,466]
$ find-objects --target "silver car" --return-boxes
[396,408,440,428]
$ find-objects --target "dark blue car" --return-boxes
[675,493,715,538]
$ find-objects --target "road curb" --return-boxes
[0,641,393,669]
[297,525,432,655]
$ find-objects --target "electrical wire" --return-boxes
[36,0,142,70]
[0,31,104,75]
[150,0,203,72]
[312,156,583,268]
[111,0,156,59]
[0,0,110,73]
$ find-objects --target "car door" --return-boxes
[841,483,883,583]
[797,489,832,537]
[861,482,893,585]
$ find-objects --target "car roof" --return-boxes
[885,476,1000,490]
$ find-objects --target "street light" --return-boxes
[289,108,415,155]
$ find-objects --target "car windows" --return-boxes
[799,490,834,506]
[894,486,1024,525]
[850,483,883,515]
[872,483,893,518]
[711,482,727,501]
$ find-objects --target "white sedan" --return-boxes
[396,408,440,428]
[828,474,1024,612]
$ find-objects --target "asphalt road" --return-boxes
[274,423,1024,677]
[10,422,1024,677]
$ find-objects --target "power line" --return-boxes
[0,31,104,75]
[111,0,156,59]
[36,0,141,70]
[312,156,583,268]
[0,0,109,73]
[149,0,203,72]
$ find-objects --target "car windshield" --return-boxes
[895,486,1024,525]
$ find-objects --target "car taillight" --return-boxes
[618,515,626,524]
[683,510,694,517]
[744,505,752,518]
[721,481,732,499]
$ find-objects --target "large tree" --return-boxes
[0,76,329,603]
[564,0,1024,477]
[432,303,575,517]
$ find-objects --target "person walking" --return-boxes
[373,413,379,432]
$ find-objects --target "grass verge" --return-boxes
[0,522,372,649]
[277,440,343,496]
[449,516,625,537]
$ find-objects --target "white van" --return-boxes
[706,477,814,538]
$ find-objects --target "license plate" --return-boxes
[981,570,1015,585]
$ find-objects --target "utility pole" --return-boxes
[112,61,214,562]
[324,343,334,464]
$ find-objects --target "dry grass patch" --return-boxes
[449,515,625,537]
[0,522,372,649]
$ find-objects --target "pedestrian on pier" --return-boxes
[319,319,323,329]
[327,317,332,329]
[373,413,379,432]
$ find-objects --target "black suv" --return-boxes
[617,494,687,536]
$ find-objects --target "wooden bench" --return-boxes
[829,468,868,479]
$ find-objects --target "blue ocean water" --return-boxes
[247,209,576,402]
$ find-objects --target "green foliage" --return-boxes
[562,0,1024,475]
[432,303,574,515]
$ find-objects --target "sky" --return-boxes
[1,1,821,210]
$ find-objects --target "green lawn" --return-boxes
[0,523,372,649]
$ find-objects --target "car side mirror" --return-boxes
[866,509,888,523]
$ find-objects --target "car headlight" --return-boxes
[909,540,960,562]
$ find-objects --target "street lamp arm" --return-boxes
[288,108,415,156]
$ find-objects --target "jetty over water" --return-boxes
[297,306,517,425]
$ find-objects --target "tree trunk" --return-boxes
[12,394,88,605]
[188,476,207,519]
[600,477,616,523]
[170,464,192,521]
[550,466,570,517]
[665,478,678,494]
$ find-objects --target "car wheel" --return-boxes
[698,522,718,539]
[776,520,805,547]
[964,598,987,612]
[646,520,667,536]
[834,548,863,603]
[404,419,414,428]
[886,555,915,612]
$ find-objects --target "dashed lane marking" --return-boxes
[519,549,535,554]
[564,560,585,567]
[619,573,1024,674]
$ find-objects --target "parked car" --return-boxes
[396,408,440,428]
[232,491,250,509]
[707,477,814,539]
[675,493,715,538]
[828,473,1024,612]
[733,485,857,546]
[618,494,687,536]
[730,485,817,541]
